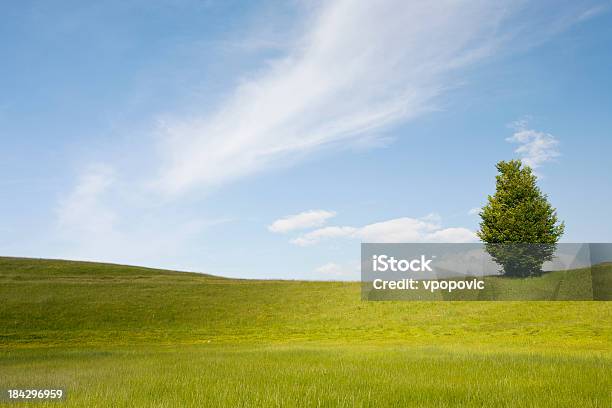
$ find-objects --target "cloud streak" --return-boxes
[468,207,481,216]
[154,0,539,194]
[57,164,117,237]
[55,164,220,270]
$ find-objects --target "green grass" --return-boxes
[1,257,610,407]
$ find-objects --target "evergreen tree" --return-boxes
[477,160,564,277]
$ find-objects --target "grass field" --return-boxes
[1,257,610,407]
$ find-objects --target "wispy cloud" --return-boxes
[153,0,542,194]
[468,207,481,216]
[57,164,117,237]
[314,261,359,279]
[577,4,610,21]
[55,164,221,270]
[291,214,476,246]
[268,209,336,233]
[506,120,560,170]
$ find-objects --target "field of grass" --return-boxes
[1,257,610,407]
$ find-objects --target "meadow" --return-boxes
[1,257,610,407]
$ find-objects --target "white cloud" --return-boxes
[55,164,221,271]
[313,261,361,281]
[314,262,358,277]
[268,209,336,233]
[426,227,478,243]
[506,121,560,169]
[57,164,117,237]
[468,207,481,216]
[154,0,534,194]
[291,215,476,246]
[577,4,609,22]
[291,226,357,246]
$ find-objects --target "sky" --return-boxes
[1,0,611,280]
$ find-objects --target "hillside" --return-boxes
[1,257,610,349]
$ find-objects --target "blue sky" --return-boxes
[1,0,611,279]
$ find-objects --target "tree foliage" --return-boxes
[477,160,564,277]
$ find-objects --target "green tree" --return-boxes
[477,160,565,277]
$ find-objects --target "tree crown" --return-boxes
[477,160,564,243]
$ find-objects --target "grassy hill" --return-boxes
[1,257,610,407]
